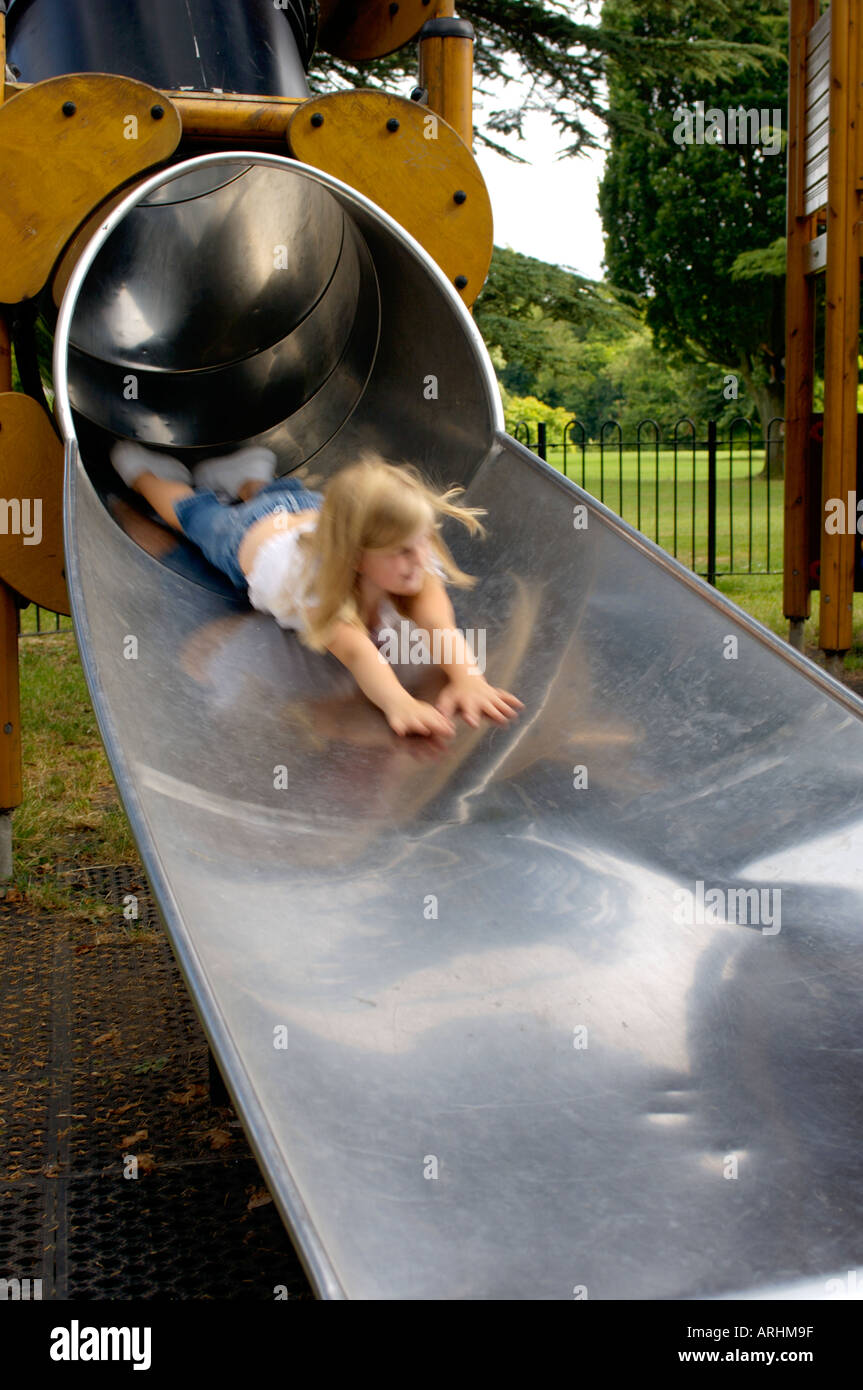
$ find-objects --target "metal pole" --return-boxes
[707,420,718,586]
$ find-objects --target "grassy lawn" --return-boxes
[5,477,863,922]
[544,443,785,575]
[8,614,139,922]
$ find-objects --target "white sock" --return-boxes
[192,447,277,498]
[111,440,192,488]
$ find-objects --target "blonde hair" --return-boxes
[282,449,487,652]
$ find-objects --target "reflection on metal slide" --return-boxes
[53,153,863,1300]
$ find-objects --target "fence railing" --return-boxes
[511,416,784,582]
[16,603,73,637]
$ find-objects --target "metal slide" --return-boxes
[50,150,863,1301]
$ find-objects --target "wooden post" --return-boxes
[819,0,859,661]
[783,0,820,646]
[0,0,24,878]
[418,1,474,152]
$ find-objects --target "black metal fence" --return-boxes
[16,603,73,637]
[512,415,785,584]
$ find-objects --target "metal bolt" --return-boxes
[62,101,76,117]
[387,118,400,132]
[390,2,399,13]
[453,190,467,204]
[150,105,165,120]
[455,275,468,290]
[3,723,12,735]
[311,112,324,127]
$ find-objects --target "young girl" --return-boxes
[110,441,524,739]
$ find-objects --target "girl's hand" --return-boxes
[386,694,457,740]
[436,677,524,729]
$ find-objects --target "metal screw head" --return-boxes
[62,101,76,117]
[150,105,165,120]
[3,723,12,735]
[455,275,468,290]
[453,190,467,204]
[389,2,399,13]
[386,118,400,132]
[311,112,324,127]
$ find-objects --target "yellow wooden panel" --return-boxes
[0,74,181,303]
[0,392,68,615]
[288,91,492,305]
[318,0,441,61]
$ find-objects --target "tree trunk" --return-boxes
[738,362,785,478]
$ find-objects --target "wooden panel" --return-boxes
[807,5,832,54]
[802,230,828,272]
[804,145,830,214]
[317,0,443,61]
[0,392,68,615]
[802,4,831,213]
[288,90,492,306]
[0,74,181,303]
[804,85,830,138]
[784,0,821,623]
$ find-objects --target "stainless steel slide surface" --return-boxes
[55,155,863,1300]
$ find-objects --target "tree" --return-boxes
[474,246,761,435]
[597,0,787,473]
[473,245,637,377]
[308,1,777,163]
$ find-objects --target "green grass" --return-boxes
[544,443,784,576]
[7,628,139,922]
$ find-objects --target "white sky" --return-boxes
[437,2,608,281]
[473,107,608,281]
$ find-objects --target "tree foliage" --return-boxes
[308,0,780,162]
[597,0,788,464]
[475,246,761,438]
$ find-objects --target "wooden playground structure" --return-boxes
[785,0,862,669]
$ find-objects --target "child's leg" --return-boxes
[111,442,194,531]
[236,477,269,502]
[133,472,195,532]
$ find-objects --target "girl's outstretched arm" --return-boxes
[403,575,524,729]
[325,620,456,739]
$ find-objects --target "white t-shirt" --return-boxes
[245,515,446,641]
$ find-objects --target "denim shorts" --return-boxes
[173,476,324,591]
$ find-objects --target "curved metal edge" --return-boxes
[495,430,863,723]
[60,439,347,1300]
[52,149,504,443]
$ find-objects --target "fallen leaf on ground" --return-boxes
[120,1129,148,1148]
[167,1084,208,1106]
[202,1128,233,1151]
